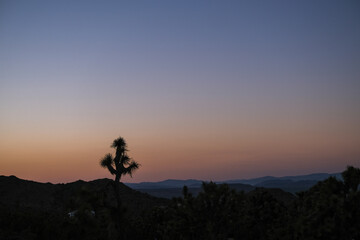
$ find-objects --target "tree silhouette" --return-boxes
[100,136,139,212]
[342,165,360,192]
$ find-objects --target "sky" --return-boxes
[0,0,359,183]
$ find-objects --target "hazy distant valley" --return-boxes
[126,172,341,198]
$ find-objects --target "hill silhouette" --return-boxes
[0,175,296,215]
[0,166,359,240]
[0,175,168,215]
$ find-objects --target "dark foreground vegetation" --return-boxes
[0,166,359,240]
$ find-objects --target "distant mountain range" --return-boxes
[125,172,342,198]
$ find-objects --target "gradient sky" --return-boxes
[1,0,359,183]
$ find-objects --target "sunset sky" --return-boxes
[1,0,359,183]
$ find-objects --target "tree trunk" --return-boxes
[113,174,126,239]
[114,175,122,211]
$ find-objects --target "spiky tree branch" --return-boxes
[100,153,116,175]
[100,137,140,180]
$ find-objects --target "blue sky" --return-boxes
[1,0,359,182]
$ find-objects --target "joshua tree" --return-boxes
[100,136,140,211]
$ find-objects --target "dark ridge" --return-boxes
[255,179,319,193]
[0,175,169,216]
[228,183,256,192]
[248,187,297,206]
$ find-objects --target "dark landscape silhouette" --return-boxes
[0,137,359,239]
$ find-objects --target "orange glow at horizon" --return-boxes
[1,121,359,183]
